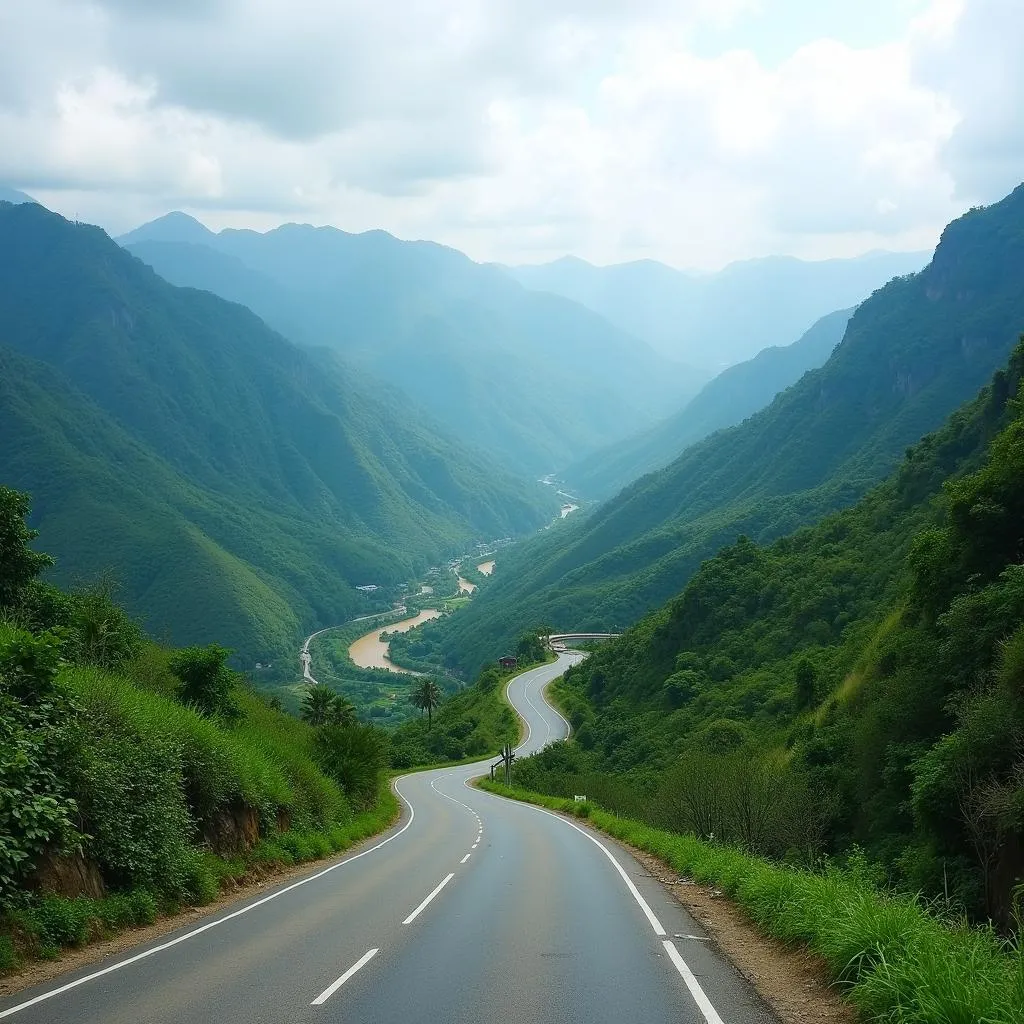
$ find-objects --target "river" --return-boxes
[347,608,442,673]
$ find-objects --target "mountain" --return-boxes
[0,185,37,205]
[507,250,927,369]
[565,308,852,499]
[438,182,1024,673]
[523,336,1024,925]
[121,216,701,476]
[0,202,555,662]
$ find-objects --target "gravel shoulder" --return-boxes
[627,843,857,1024]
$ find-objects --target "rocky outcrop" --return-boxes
[33,850,106,899]
[201,800,261,856]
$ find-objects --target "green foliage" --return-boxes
[0,625,80,903]
[300,685,356,727]
[504,336,1024,927]
[0,486,52,610]
[410,679,442,729]
[390,662,522,768]
[515,628,548,666]
[794,658,817,710]
[0,492,401,972]
[314,724,390,811]
[0,202,554,667]
[439,184,1024,675]
[485,781,1024,1024]
[66,579,144,670]
[124,215,693,478]
[566,308,853,499]
[169,645,238,719]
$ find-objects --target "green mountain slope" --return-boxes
[529,337,1024,924]
[507,250,925,368]
[0,202,555,662]
[565,308,852,499]
[439,183,1024,673]
[122,217,699,475]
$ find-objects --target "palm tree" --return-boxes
[411,678,442,730]
[300,684,335,726]
[329,693,358,727]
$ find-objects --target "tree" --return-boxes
[169,644,237,718]
[301,685,335,726]
[301,686,357,727]
[69,576,143,670]
[0,487,53,611]
[0,627,81,899]
[411,679,442,729]
[314,723,390,810]
[794,659,817,710]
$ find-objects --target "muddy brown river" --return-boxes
[347,608,441,673]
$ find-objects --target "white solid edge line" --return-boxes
[0,780,417,1021]
[311,948,379,1006]
[472,783,666,937]
[402,872,455,925]
[460,853,471,864]
[662,941,725,1024]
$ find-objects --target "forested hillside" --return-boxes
[507,250,924,368]
[0,202,554,664]
[0,488,395,967]
[439,183,1024,673]
[565,308,852,499]
[122,216,697,475]
[522,336,1024,926]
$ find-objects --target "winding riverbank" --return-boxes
[347,608,442,673]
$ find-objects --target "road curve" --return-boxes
[0,653,778,1024]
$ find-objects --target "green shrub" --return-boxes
[127,889,158,925]
[31,896,96,949]
[0,932,16,971]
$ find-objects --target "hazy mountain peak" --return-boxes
[0,184,38,205]
[118,211,215,246]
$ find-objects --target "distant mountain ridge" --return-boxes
[0,202,555,663]
[438,182,1024,672]
[507,249,927,369]
[120,214,701,476]
[0,186,37,205]
[564,307,853,499]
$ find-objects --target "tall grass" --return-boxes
[481,781,1024,1024]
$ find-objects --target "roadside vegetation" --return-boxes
[389,631,553,769]
[480,781,1024,1024]
[0,487,395,972]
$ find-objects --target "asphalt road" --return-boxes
[1,654,778,1024]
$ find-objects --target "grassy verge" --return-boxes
[478,781,1024,1024]
[1,785,399,973]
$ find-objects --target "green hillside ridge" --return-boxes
[565,307,852,499]
[0,202,555,664]
[0,491,395,970]
[437,181,1024,674]
[516,336,1024,927]
[122,217,700,475]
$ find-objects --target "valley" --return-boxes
[3,173,1024,1024]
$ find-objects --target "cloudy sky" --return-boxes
[0,0,1019,268]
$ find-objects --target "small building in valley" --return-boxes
[499,656,518,670]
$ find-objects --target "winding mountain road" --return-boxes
[1,655,777,1024]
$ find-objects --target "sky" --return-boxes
[0,0,1019,269]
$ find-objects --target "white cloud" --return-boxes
[0,0,1018,267]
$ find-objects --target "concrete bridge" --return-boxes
[546,632,620,649]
